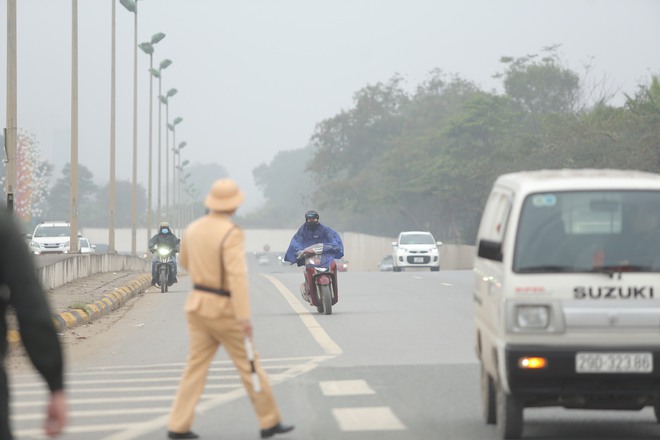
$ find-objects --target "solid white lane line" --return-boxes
[332,407,406,431]
[320,380,375,396]
[261,274,343,356]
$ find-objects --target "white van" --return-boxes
[473,169,660,439]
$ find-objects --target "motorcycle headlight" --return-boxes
[316,267,328,273]
[158,247,171,256]
[516,305,550,329]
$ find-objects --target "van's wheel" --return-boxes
[481,365,496,424]
[393,266,402,272]
[496,386,523,439]
[431,266,440,272]
[654,405,660,422]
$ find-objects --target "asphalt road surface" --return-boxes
[7,261,660,440]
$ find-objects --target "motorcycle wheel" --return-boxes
[160,269,168,293]
[320,285,332,315]
[314,286,324,313]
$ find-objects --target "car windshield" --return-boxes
[400,234,435,245]
[513,190,660,273]
[34,226,70,238]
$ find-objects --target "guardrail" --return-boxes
[37,253,150,291]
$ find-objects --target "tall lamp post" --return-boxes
[70,0,79,253]
[120,0,138,255]
[149,59,172,223]
[5,0,17,211]
[167,116,182,220]
[173,141,186,232]
[159,89,177,218]
[138,32,165,241]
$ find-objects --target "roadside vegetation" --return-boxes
[244,46,660,244]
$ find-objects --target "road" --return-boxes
[7,262,660,440]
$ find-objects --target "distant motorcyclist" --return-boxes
[284,210,344,265]
[149,221,180,287]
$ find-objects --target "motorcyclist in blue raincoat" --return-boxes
[148,221,180,286]
[284,210,344,265]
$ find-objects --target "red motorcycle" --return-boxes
[296,243,339,315]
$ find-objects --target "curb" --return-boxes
[8,273,152,350]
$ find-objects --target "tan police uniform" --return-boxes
[167,180,282,434]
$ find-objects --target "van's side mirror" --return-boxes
[26,233,32,239]
[391,241,397,246]
[436,241,443,246]
[478,239,503,262]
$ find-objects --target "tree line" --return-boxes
[243,47,660,244]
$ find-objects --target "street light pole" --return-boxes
[160,88,177,219]
[5,0,17,211]
[138,33,165,242]
[168,116,182,223]
[109,0,116,252]
[150,59,171,223]
[173,140,186,232]
[70,0,79,253]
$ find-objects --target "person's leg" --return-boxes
[151,257,158,285]
[218,312,281,429]
[0,368,13,440]
[171,255,178,283]
[167,313,219,433]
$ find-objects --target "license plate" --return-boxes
[413,257,424,263]
[576,352,653,373]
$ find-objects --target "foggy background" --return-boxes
[1,0,659,212]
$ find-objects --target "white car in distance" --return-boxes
[392,231,442,272]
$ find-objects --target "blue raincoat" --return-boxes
[284,223,344,266]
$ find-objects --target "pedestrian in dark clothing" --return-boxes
[0,208,67,439]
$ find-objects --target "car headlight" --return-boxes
[30,241,41,249]
[516,305,550,329]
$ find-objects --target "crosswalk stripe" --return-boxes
[13,407,170,421]
[332,406,406,431]
[320,380,375,396]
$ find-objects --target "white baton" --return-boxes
[244,337,262,393]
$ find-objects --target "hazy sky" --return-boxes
[1,0,659,212]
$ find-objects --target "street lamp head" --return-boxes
[160,95,168,105]
[167,123,174,131]
[182,160,190,167]
[119,0,136,13]
[173,117,183,125]
[150,68,161,78]
[167,88,178,98]
[138,42,154,55]
[160,59,172,70]
[179,141,187,149]
[151,32,166,45]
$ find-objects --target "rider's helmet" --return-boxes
[304,210,320,230]
[159,222,171,234]
[304,210,319,221]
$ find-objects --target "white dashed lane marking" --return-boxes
[320,380,375,396]
[332,406,406,431]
